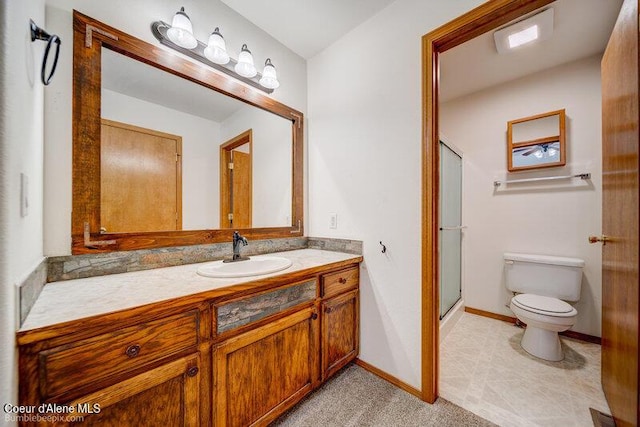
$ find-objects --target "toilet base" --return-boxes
[520,326,563,361]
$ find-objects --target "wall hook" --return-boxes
[379,241,387,253]
[30,19,61,86]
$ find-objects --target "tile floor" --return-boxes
[439,312,610,427]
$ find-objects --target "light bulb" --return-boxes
[235,44,257,78]
[167,7,198,49]
[259,58,280,89]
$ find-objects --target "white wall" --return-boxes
[0,0,46,422]
[220,106,292,227]
[440,55,603,337]
[102,89,220,230]
[44,0,307,255]
[308,0,485,389]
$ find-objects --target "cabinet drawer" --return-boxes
[39,311,199,399]
[321,266,359,298]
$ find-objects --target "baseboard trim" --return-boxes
[354,359,421,399]
[465,306,515,323]
[464,306,602,345]
[561,330,601,345]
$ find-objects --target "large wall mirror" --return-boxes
[507,109,566,172]
[72,11,303,254]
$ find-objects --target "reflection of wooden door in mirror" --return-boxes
[232,151,252,228]
[220,130,253,229]
[101,119,182,233]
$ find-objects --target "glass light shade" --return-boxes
[234,44,257,78]
[204,28,230,64]
[167,7,198,49]
[259,58,280,89]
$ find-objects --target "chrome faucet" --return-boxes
[226,231,249,262]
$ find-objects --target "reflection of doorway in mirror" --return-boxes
[100,119,182,233]
[220,130,253,229]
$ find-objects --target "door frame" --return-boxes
[420,0,555,403]
[219,129,253,228]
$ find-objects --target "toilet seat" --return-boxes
[511,293,577,318]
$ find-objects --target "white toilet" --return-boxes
[504,252,584,361]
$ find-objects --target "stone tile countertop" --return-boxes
[20,249,362,334]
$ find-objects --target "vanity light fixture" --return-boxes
[204,27,230,65]
[259,59,280,89]
[235,44,257,78]
[494,8,553,54]
[151,9,279,93]
[166,7,197,49]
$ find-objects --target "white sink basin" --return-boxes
[196,256,293,278]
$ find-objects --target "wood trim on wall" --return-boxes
[421,0,556,404]
[464,306,603,345]
[354,359,422,399]
[464,306,515,323]
[72,11,304,254]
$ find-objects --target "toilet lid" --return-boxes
[512,294,577,317]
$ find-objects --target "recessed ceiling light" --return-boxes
[494,8,554,54]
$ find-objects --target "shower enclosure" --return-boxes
[439,141,463,319]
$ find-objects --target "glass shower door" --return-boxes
[439,141,462,319]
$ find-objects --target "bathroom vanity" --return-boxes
[17,249,362,426]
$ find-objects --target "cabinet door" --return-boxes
[52,354,200,427]
[322,290,359,380]
[214,306,319,427]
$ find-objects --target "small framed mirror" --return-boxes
[507,109,566,172]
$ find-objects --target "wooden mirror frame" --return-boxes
[507,109,566,172]
[72,11,303,254]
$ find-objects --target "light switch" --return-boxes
[329,213,337,229]
[20,173,29,217]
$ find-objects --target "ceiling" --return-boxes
[221,0,397,59]
[102,48,245,122]
[440,0,622,102]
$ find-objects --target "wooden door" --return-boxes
[601,0,639,425]
[231,151,252,228]
[57,355,200,426]
[101,119,182,233]
[321,290,359,380]
[213,307,319,427]
[220,130,253,229]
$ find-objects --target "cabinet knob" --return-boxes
[125,344,141,358]
[187,366,199,377]
[311,313,318,320]
[338,277,347,284]
[325,307,333,314]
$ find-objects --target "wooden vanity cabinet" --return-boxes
[320,266,360,380]
[18,260,361,427]
[17,309,207,427]
[213,306,319,427]
[321,289,359,380]
[58,354,201,426]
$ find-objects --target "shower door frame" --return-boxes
[438,138,464,321]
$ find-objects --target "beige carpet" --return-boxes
[272,364,496,426]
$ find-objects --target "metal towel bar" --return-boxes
[493,173,591,188]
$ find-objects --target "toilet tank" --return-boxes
[504,252,584,302]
